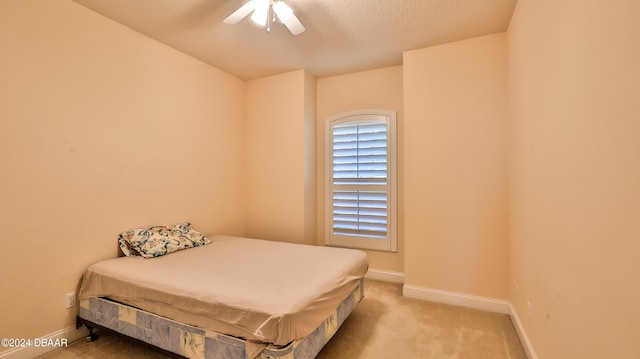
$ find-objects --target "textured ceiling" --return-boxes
[74,0,517,80]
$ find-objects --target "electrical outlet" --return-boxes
[526,301,531,320]
[65,292,76,309]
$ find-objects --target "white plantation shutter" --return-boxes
[332,122,388,185]
[325,110,397,252]
[332,190,388,238]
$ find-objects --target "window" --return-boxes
[325,109,397,252]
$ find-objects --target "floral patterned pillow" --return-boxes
[118,222,210,258]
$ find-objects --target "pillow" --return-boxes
[118,222,210,258]
[118,235,140,257]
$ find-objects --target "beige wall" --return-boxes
[316,66,404,273]
[244,70,317,245]
[507,0,640,358]
[304,72,318,245]
[0,0,245,345]
[403,34,509,299]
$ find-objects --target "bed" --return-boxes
[77,233,368,359]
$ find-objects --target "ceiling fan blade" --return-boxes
[223,1,256,24]
[283,13,305,35]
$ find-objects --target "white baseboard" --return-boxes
[402,284,511,315]
[0,325,89,359]
[509,304,539,359]
[365,268,405,284]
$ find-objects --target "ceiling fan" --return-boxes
[223,0,306,35]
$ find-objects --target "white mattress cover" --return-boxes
[79,235,368,347]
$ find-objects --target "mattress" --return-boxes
[79,235,368,349]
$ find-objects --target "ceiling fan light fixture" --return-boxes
[250,0,269,26]
[223,0,305,35]
[273,1,293,23]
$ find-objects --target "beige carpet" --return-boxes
[39,279,526,359]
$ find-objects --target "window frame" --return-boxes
[324,109,397,252]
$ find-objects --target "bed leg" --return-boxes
[76,316,99,342]
[85,327,99,342]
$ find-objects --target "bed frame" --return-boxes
[76,278,364,359]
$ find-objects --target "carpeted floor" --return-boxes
[39,279,526,359]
